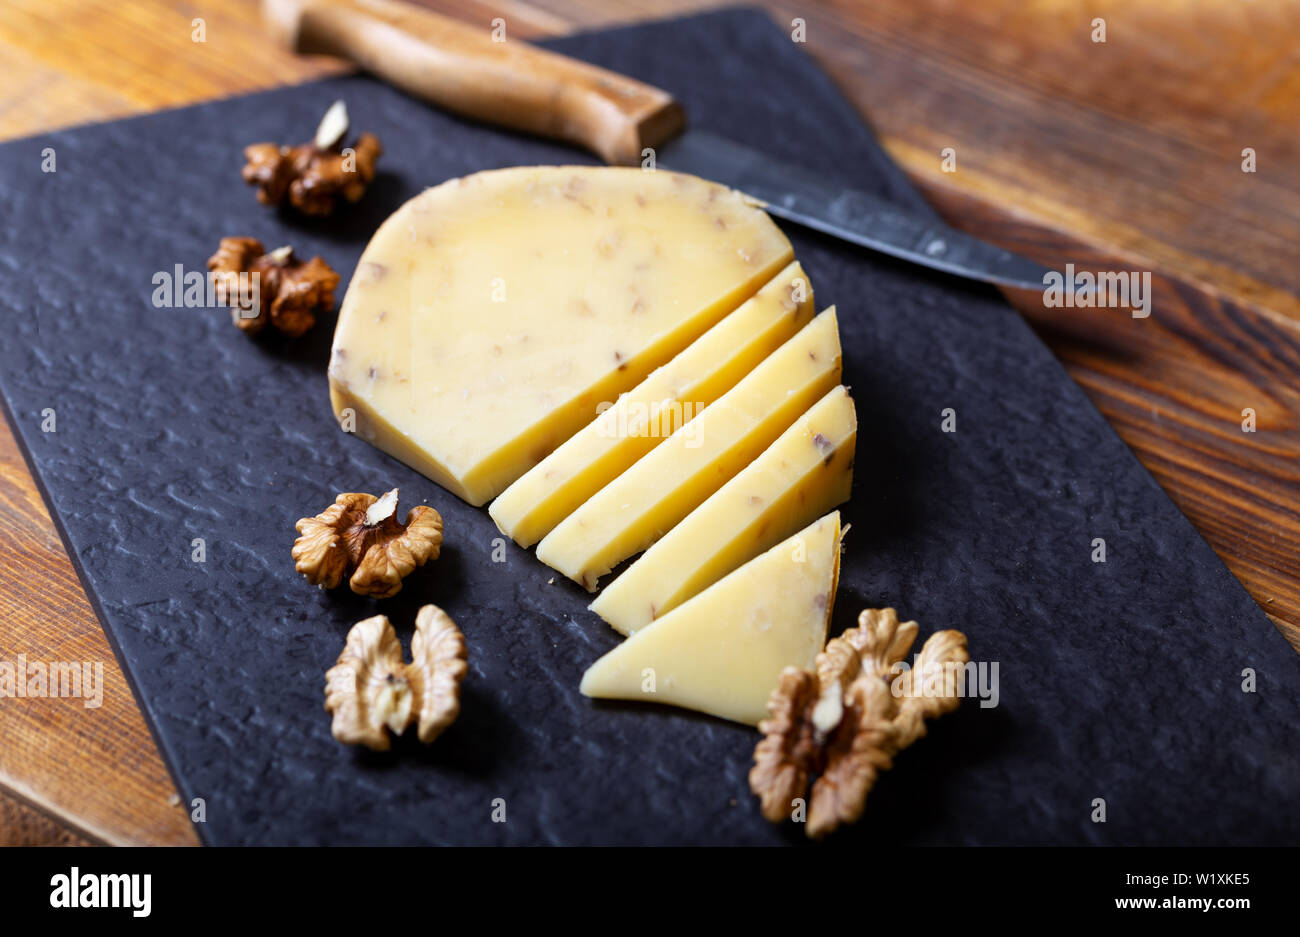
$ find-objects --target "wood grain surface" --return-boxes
[0,0,1296,845]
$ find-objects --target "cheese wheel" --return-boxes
[328,166,793,505]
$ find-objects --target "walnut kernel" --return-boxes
[206,238,339,337]
[293,488,442,598]
[242,100,382,216]
[324,605,468,750]
[750,608,969,839]
[408,605,470,743]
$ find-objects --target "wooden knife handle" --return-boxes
[262,0,685,165]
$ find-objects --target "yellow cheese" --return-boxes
[592,385,855,635]
[488,261,815,547]
[328,166,793,506]
[536,309,843,589]
[579,511,843,725]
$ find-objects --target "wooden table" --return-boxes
[1,0,1296,846]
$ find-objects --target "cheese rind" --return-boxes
[591,385,856,635]
[579,512,843,725]
[329,166,793,506]
[488,261,815,547]
[536,309,843,590]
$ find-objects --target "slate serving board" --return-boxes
[0,8,1296,846]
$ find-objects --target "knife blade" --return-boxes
[662,131,1053,291]
[264,0,1058,293]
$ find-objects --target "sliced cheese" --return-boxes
[536,308,843,590]
[329,166,793,506]
[592,385,855,635]
[580,511,843,725]
[488,260,815,547]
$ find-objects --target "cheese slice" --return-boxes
[328,166,793,506]
[592,385,856,635]
[488,261,815,547]
[580,511,843,725]
[536,309,843,589]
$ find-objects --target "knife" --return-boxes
[263,0,1054,292]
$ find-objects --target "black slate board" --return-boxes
[0,8,1296,846]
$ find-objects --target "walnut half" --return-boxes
[293,489,443,599]
[749,608,969,839]
[242,100,382,216]
[324,605,468,751]
[207,238,339,337]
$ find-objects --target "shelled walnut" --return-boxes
[325,605,468,751]
[293,489,442,599]
[206,238,339,337]
[749,608,969,839]
[243,100,382,216]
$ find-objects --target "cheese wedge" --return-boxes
[328,166,793,506]
[488,261,815,547]
[592,385,856,635]
[536,309,843,589]
[580,511,843,725]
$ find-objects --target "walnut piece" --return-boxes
[750,607,969,839]
[206,237,339,337]
[293,488,443,599]
[324,605,468,751]
[408,605,469,743]
[242,100,382,216]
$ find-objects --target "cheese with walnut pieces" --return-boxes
[328,166,793,506]
[537,309,841,591]
[579,511,843,726]
[489,260,815,547]
[592,384,855,636]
